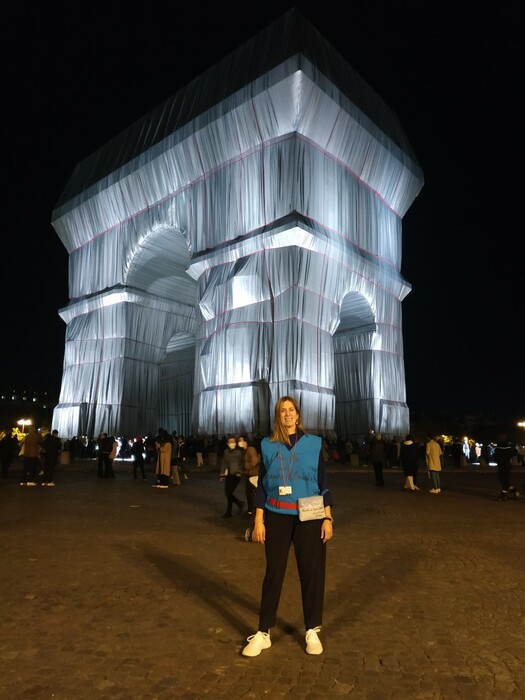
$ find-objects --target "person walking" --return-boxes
[41,429,62,486]
[493,434,520,501]
[399,434,420,491]
[242,396,333,658]
[175,435,190,480]
[426,435,443,494]
[220,435,245,517]
[369,432,387,487]
[238,435,260,518]
[131,435,147,481]
[195,435,205,468]
[97,433,116,478]
[0,429,19,478]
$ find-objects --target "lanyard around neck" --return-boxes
[278,435,298,487]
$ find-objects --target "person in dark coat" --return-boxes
[97,432,116,478]
[493,434,519,501]
[399,435,420,491]
[41,429,62,486]
[220,435,245,517]
[369,432,387,487]
[131,436,147,481]
[0,429,19,478]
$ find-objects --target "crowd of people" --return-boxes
[1,423,523,500]
[0,425,62,486]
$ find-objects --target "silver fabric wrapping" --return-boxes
[52,10,423,441]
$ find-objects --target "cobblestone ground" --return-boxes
[1,461,524,699]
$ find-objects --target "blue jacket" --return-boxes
[257,432,332,515]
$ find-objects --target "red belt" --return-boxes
[268,497,298,510]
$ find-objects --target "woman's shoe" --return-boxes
[242,631,271,657]
[305,627,323,655]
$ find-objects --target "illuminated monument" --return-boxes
[51,10,424,439]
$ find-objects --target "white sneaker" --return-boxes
[47,482,56,487]
[242,631,271,657]
[26,482,37,487]
[305,627,323,655]
[429,489,439,494]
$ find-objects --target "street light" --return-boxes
[17,419,31,433]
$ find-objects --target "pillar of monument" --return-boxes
[53,289,195,438]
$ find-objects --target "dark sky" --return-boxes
[4,1,524,422]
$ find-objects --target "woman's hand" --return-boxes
[321,519,333,543]
[252,509,265,543]
[252,522,266,543]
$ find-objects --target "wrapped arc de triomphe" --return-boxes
[51,10,424,441]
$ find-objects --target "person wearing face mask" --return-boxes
[237,435,260,519]
[242,396,334,658]
[219,435,245,518]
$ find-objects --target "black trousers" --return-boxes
[1,459,11,478]
[245,477,257,514]
[133,457,146,479]
[22,457,39,482]
[98,454,114,478]
[224,475,242,513]
[258,509,326,632]
[43,457,58,483]
[498,465,511,491]
[372,461,384,486]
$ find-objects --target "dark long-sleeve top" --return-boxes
[254,431,333,510]
[221,446,245,476]
[494,442,516,468]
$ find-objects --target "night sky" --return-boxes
[4,1,523,423]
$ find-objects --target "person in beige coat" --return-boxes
[153,436,173,488]
[20,425,42,486]
[426,435,443,494]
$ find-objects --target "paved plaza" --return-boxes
[1,459,524,699]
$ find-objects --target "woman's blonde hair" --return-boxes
[269,395,307,445]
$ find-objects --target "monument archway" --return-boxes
[52,10,423,440]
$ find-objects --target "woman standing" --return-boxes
[238,435,260,517]
[153,434,172,488]
[368,432,387,487]
[220,435,245,517]
[399,434,420,491]
[242,396,334,657]
[426,435,443,494]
